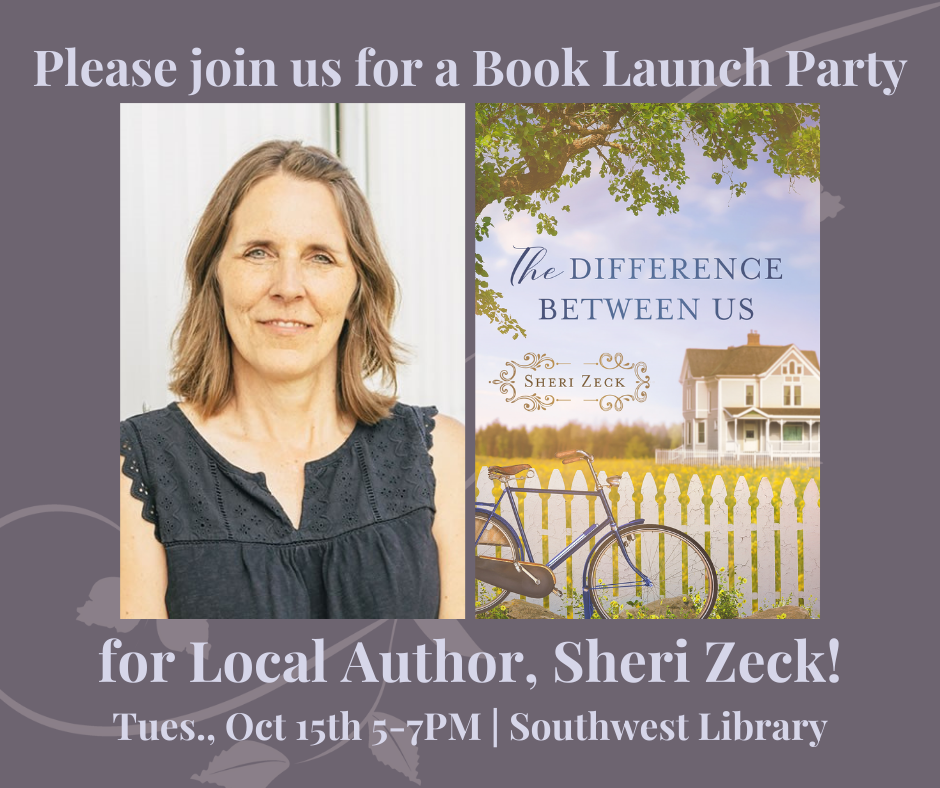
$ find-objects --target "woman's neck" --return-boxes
[213,362,355,458]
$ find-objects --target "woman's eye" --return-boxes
[245,248,268,261]
[311,253,335,264]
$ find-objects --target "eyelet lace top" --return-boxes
[120,402,439,619]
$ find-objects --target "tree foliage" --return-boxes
[476,420,680,459]
[475,102,820,337]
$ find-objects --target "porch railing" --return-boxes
[768,440,820,453]
[657,448,820,467]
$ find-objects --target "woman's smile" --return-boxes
[258,318,314,336]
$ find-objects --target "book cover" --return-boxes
[475,103,821,619]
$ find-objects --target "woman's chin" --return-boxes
[234,356,334,387]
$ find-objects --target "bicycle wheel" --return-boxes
[586,524,717,620]
[474,509,523,614]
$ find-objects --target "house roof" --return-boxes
[725,407,820,418]
[686,345,820,377]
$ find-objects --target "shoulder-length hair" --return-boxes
[170,141,401,424]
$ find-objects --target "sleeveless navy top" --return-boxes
[120,403,440,619]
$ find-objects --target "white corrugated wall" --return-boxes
[120,103,465,422]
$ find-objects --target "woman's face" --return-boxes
[216,173,358,388]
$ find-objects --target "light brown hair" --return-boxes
[170,140,401,423]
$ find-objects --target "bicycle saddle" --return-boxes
[488,463,532,476]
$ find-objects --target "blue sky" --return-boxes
[476,141,820,429]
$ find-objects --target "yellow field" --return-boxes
[475,456,820,525]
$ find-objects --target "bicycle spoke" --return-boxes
[587,525,717,619]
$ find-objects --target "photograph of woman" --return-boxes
[119,105,465,619]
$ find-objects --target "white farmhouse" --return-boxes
[675,331,819,464]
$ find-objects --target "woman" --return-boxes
[120,141,464,619]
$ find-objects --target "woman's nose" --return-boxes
[269,256,305,300]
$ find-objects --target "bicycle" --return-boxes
[475,450,718,619]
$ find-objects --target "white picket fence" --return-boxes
[476,466,820,618]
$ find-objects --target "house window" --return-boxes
[797,365,802,374]
[789,361,795,374]
[745,385,753,406]
[784,386,791,406]
[698,422,705,443]
[794,386,802,406]
[783,424,804,442]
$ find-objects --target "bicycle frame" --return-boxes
[475,461,653,619]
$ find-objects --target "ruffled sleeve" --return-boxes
[413,405,438,451]
[120,420,158,530]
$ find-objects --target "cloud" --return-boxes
[761,175,818,200]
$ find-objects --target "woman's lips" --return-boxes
[259,319,312,335]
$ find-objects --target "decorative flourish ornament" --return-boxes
[489,353,649,411]
[490,354,561,410]
[598,352,633,370]
[598,395,631,412]
[586,355,651,409]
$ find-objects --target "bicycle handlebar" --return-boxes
[562,456,582,464]
[556,450,580,458]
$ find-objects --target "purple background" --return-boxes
[3,1,937,786]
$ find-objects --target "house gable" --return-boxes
[684,343,820,381]
[763,346,820,379]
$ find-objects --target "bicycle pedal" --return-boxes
[551,587,564,598]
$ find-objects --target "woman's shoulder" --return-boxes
[120,403,190,458]
[427,413,463,450]
[121,407,186,531]
[376,403,463,456]
[121,402,182,428]
[377,402,463,451]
